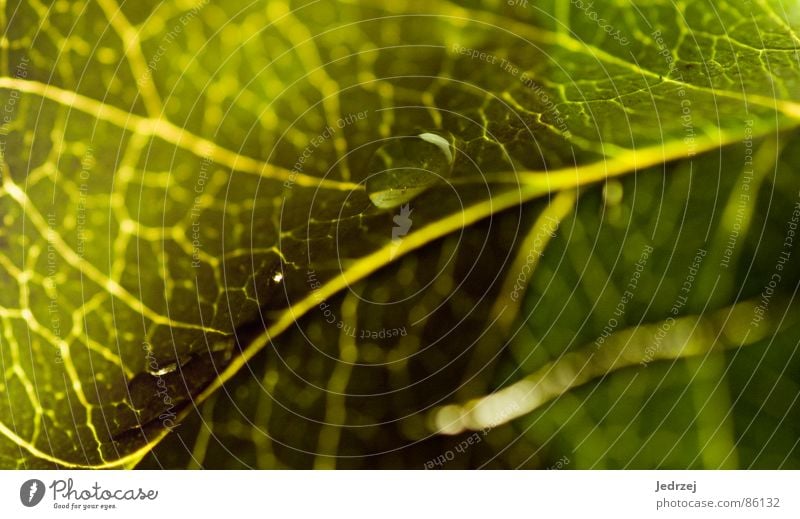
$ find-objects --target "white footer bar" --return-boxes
[2,470,797,518]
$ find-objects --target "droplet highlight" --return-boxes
[366,132,455,209]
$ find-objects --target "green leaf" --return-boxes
[141,133,800,469]
[1,0,799,468]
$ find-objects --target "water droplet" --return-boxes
[366,132,455,209]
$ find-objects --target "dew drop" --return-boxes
[365,131,455,209]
